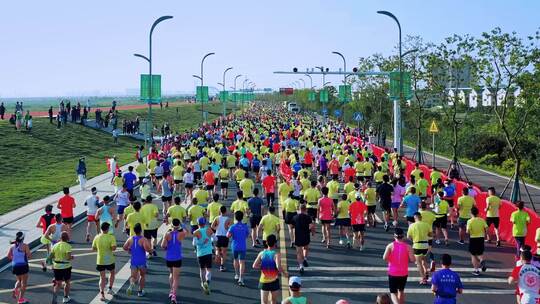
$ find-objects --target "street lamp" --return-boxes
[298,78,305,89]
[304,74,314,89]
[134,15,173,155]
[242,78,249,109]
[332,51,347,121]
[323,81,332,87]
[233,74,242,111]
[377,10,404,156]
[199,52,215,123]
[221,67,233,116]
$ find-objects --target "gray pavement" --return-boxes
[0,172,520,304]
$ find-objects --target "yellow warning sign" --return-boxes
[429,120,439,133]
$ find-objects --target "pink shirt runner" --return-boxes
[318,197,334,221]
[388,241,409,277]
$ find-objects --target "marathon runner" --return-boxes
[383,227,414,304]
[92,222,116,300]
[162,218,187,303]
[123,223,152,298]
[7,232,31,304]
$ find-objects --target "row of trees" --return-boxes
[264,28,540,203]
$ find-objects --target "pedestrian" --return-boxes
[383,227,414,304]
[431,254,463,304]
[318,187,335,248]
[114,184,130,228]
[161,219,187,303]
[0,102,5,120]
[510,201,530,257]
[466,207,488,276]
[95,196,116,235]
[248,188,265,247]
[432,191,449,246]
[336,193,351,248]
[57,187,76,237]
[92,222,116,301]
[253,234,286,304]
[292,204,314,274]
[211,206,232,272]
[76,157,87,191]
[141,195,160,257]
[456,187,475,245]
[485,187,502,247]
[227,211,250,286]
[123,227,151,297]
[112,128,119,144]
[284,191,300,247]
[193,217,214,295]
[7,231,31,304]
[401,187,421,226]
[259,206,280,248]
[407,212,432,285]
[376,174,394,231]
[37,205,57,271]
[508,249,540,304]
[123,166,137,197]
[51,232,74,303]
[349,193,367,250]
[84,187,100,242]
[125,201,144,237]
[282,276,311,304]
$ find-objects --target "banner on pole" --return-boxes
[196,86,209,103]
[338,85,352,103]
[140,74,161,102]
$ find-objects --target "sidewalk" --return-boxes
[0,160,137,267]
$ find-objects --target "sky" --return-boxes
[0,0,538,98]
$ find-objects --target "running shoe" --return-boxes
[299,266,305,274]
[234,274,239,280]
[107,287,113,295]
[238,279,245,286]
[472,270,480,276]
[99,291,106,301]
[152,250,157,257]
[496,240,501,247]
[339,239,344,245]
[384,223,389,232]
[12,287,19,299]
[255,239,261,245]
[480,260,487,272]
[137,290,145,297]
[203,282,210,295]
[170,294,177,304]
[347,242,352,249]
[17,297,29,304]
[303,259,309,267]
[458,240,465,245]
[86,234,90,242]
[62,296,71,303]
[127,283,134,296]
[219,265,225,272]
[435,239,441,245]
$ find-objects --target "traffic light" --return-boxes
[353,67,358,73]
[293,67,298,73]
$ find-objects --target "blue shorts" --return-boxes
[391,202,401,209]
[117,205,127,214]
[458,217,469,228]
[233,250,246,260]
[130,263,147,270]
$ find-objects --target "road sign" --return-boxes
[429,120,439,133]
[334,109,342,117]
[320,89,329,103]
[389,71,412,100]
[353,112,363,121]
[338,85,352,103]
[219,91,228,103]
[140,74,161,102]
[321,108,328,115]
[308,91,316,102]
[196,86,209,103]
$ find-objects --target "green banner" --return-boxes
[319,89,329,103]
[219,90,229,103]
[338,85,352,103]
[389,71,412,100]
[140,74,161,102]
[196,86,209,103]
[308,91,316,102]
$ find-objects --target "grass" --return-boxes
[0,118,142,215]
[0,102,239,215]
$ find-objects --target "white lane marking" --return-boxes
[29,248,124,262]
[288,266,513,273]
[0,277,99,294]
[300,276,508,283]
[88,223,169,303]
[302,287,515,295]
[28,263,99,276]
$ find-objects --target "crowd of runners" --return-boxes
[5,102,540,304]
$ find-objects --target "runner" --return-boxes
[207,193,223,224]
[391,177,406,228]
[364,181,378,228]
[508,249,540,304]
[161,219,187,303]
[187,198,206,233]
[432,191,449,246]
[253,235,286,304]
[282,276,311,304]
[37,205,56,271]
[171,160,185,196]
[7,232,31,304]
[114,184,130,228]
[456,187,475,245]
[50,232,74,303]
[383,227,414,304]
[125,201,144,237]
[376,175,394,231]
[218,163,230,200]
[123,223,152,298]
[485,187,502,247]
[466,207,488,276]
[166,196,187,225]
[259,206,280,248]
[123,166,137,196]
[95,196,116,234]
[84,187,100,242]
[349,193,367,250]
[211,206,232,272]
[183,167,195,202]
[318,187,334,248]
[203,167,216,197]
[227,211,250,286]
[292,204,314,274]
[284,191,300,248]
[248,188,265,247]
[335,193,351,248]
[92,222,116,300]
[431,254,463,304]
[161,172,174,217]
[141,195,160,257]
[420,201,437,272]
[57,187,76,237]
[303,180,320,223]
[407,212,432,285]
[193,217,214,295]
[262,170,277,206]
[401,187,421,226]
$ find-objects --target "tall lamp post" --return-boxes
[221,67,233,117]
[233,74,242,112]
[304,74,313,89]
[133,15,173,154]
[332,51,347,121]
[199,52,215,124]
[242,78,249,110]
[377,10,404,156]
[298,78,305,89]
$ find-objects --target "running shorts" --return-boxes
[486,217,500,229]
[144,229,158,239]
[198,254,213,269]
[53,267,72,281]
[96,264,115,272]
[469,237,485,256]
[166,259,182,268]
[388,275,408,293]
[259,279,280,291]
[216,236,229,248]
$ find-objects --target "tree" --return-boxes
[476,27,540,206]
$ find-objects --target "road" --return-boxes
[0,178,518,304]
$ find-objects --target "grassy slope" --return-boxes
[0,118,141,214]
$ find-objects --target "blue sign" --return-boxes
[334,109,342,117]
[353,112,363,121]
[322,108,328,115]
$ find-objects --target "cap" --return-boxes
[394,227,404,236]
[336,300,350,304]
[289,276,301,288]
[197,217,207,225]
[332,154,336,158]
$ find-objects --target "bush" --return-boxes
[477,154,503,167]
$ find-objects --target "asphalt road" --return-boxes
[0,178,519,304]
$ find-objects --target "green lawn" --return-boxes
[0,118,142,214]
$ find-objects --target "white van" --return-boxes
[287,102,299,113]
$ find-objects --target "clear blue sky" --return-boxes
[0,0,538,97]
